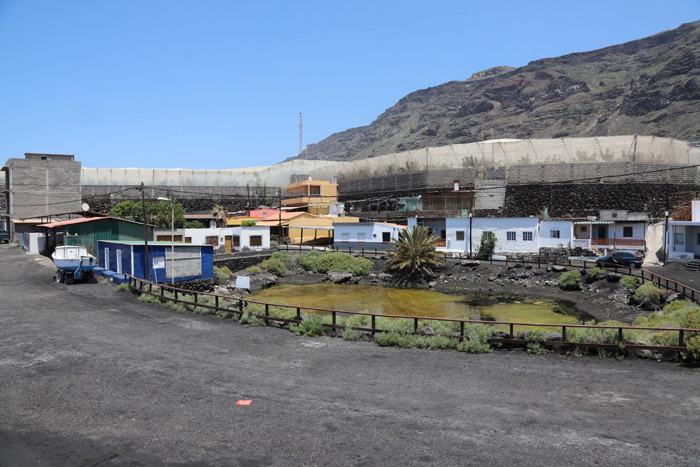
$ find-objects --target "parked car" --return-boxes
[596,250,644,268]
[0,229,9,243]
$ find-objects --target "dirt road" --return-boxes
[1,243,699,466]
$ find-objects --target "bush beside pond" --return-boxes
[299,251,373,276]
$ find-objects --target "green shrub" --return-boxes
[584,267,604,283]
[290,314,332,337]
[241,220,256,227]
[620,275,640,288]
[137,293,160,304]
[270,251,292,266]
[298,251,373,275]
[215,265,233,276]
[340,327,361,341]
[476,232,496,259]
[116,282,130,291]
[682,335,700,366]
[214,269,231,280]
[260,258,287,275]
[557,271,581,290]
[215,310,235,319]
[634,282,664,306]
[246,266,262,274]
[518,329,548,355]
[239,312,267,327]
[456,324,494,353]
[270,240,280,250]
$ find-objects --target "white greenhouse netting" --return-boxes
[309,136,700,181]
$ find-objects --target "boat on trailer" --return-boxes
[52,245,97,283]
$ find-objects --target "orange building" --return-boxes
[281,179,338,215]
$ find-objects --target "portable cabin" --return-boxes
[97,240,214,283]
[333,222,406,251]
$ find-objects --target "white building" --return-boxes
[666,200,700,261]
[408,217,543,254]
[538,221,574,249]
[183,226,270,253]
[333,222,406,250]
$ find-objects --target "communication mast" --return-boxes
[299,113,303,160]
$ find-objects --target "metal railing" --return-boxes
[124,272,700,356]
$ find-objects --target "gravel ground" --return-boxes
[2,243,700,466]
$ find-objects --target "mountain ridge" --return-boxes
[292,20,700,162]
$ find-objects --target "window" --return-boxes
[205,236,218,246]
[675,232,685,245]
[250,235,262,247]
[357,233,366,242]
[611,212,618,218]
[233,235,240,247]
[623,226,633,238]
[550,230,560,239]
[580,226,587,232]
[523,231,533,242]
[382,232,391,242]
[341,232,350,242]
[507,231,516,241]
[456,231,465,241]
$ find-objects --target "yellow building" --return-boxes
[282,179,338,215]
[258,213,359,245]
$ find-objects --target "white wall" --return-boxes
[183,226,269,251]
[23,232,46,255]
[611,222,645,240]
[472,218,541,253]
[334,223,405,244]
[538,221,573,248]
[185,228,222,248]
[237,226,270,251]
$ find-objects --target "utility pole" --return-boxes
[299,113,303,160]
[141,183,150,282]
[278,188,283,243]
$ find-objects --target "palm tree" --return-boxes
[386,225,444,282]
[212,204,229,228]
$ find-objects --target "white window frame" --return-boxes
[523,231,533,242]
[506,231,516,242]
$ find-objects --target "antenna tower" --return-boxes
[299,113,303,160]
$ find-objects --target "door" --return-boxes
[225,236,232,253]
[116,249,122,274]
[104,248,110,270]
[597,225,607,239]
[382,232,391,242]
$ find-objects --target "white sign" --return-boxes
[236,276,250,290]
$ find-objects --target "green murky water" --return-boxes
[252,284,593,328]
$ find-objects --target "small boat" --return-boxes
[52,245,97,283]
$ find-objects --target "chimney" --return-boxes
[453,180,460,191]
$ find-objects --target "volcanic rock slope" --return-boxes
[300,20,700,162]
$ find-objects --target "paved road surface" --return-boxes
[1,244,700,466]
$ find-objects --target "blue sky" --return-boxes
[1,1,698,169]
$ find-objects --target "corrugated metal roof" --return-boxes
[38,217,106,228]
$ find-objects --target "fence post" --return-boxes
[460,321,465,342]
[215,295,219,310]
[679,329,685,347]
[239,299,243,316]
[371,315,376,336]
[194,292,198,305]
[264,304,269,326]
[562,326,567,343]
[332,311,336,329]
[618,327,623,345]
[296,307,301,323]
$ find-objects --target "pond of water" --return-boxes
[252,284,593,328]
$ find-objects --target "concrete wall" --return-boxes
[4,157,81,219]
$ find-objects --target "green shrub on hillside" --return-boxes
[246,265,262,274]
[558,271,581,290]
[298,251,373,276]
[584,267,604,283]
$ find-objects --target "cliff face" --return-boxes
[296,21,700,162]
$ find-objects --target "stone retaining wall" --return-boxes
[213,252,273,273]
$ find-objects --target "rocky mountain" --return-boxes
[296,21,700,162]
